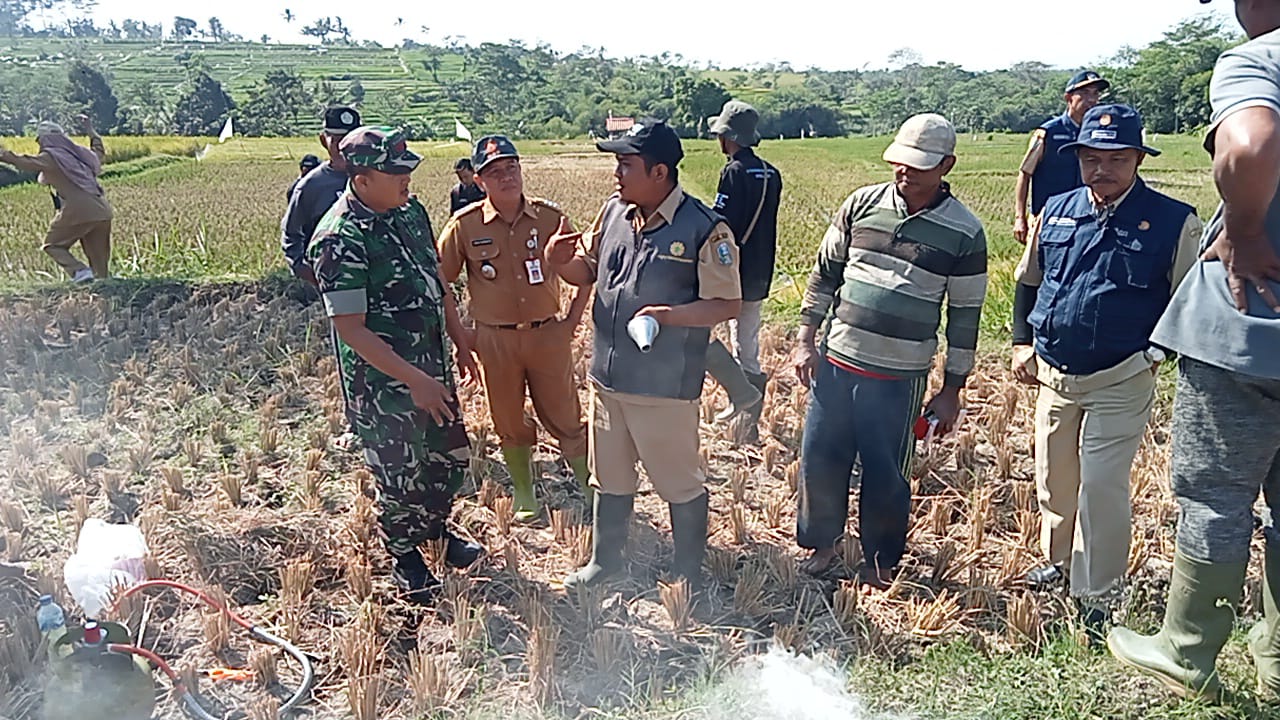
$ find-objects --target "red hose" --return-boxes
[107,642,180,684]
[112,580,254,630]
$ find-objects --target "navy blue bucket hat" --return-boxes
[1059,104,1161,157]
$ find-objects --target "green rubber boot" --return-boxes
[564,493,633,590]
[500,446,540,523]
[1249,531,1280,696]
[1107,551,1246,701]
[568,455,594,505]
[707,339,761,423]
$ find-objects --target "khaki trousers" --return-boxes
[44,217,111,278]
[588,385,704,504]
[474,320,587,459]
[1034,351,1156,603]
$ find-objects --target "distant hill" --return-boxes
[0,37,475,132]
[0,37,814,136]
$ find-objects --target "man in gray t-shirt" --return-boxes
[1108,0,1280,702]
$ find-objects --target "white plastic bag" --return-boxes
[63,519,149,617]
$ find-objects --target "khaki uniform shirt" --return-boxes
[578,185,741,301]
[1019,129,1047,175]
[438,196,569,327]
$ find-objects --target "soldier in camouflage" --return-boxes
[308,126,483,603]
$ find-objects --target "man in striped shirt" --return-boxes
[792,113,988,586]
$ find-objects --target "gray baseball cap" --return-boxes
[882,113,956,170]
[707,100,761,147]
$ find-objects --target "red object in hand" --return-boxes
[913,411,937,441]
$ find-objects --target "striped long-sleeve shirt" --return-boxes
[801,181,988,387]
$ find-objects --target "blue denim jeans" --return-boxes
[796,359,926,570]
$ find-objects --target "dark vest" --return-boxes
[1028,179,1193,375]
[1031,114,1083,214]
[590,193,721,400]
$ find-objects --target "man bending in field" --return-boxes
[0,116,112,282]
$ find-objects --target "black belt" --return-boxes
[488,317,556,331]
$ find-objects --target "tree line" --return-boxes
[0,4,1241,140]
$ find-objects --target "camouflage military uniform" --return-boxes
[309,185,469,557]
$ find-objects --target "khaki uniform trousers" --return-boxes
[1033,350,1156,604]
[474,320,587,459]
[44,215,111,278]
[588,385,704,504]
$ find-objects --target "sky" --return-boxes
[39,0,1232,72]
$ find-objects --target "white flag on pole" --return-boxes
[218,117,234,143]
[454,119,472,142]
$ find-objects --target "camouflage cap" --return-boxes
[339,126,421,175]
[472,135,519,174]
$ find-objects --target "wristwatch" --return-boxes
[1144,347,1167,364]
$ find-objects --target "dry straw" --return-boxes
[659,579,692,632]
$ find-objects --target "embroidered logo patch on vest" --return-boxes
[669,241,686,257]
[716,241,734,266]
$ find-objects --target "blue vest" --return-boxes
[1028,179,1193,375]
[1031,114,1083,214]
[590,193,722,400]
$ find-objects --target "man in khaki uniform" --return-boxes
[438,136,590,522]
[1013,71,1108,245]
[546,119,742,590]
[1012,105,1201,637]
[0,117,112,281]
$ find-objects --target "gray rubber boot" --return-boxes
[1107,551,1247,701]
[669,492,709,589]
[734,371,769,444]
[708,340,761,423]
[1250,528,1280,696]
[564,493,633,590]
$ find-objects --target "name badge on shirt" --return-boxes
[525,258,545,285]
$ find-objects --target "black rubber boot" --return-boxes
[444,530,484,569]
[1026,563,1065,589]
[564,493,634,590]
[669,492,709,589]
[393,551,440,605]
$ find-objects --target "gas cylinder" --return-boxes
[43,621,155,720]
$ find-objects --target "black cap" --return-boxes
[595,118,683,168]
[1065,70,1109,94]
[1060,104,1161,156]
[471,135,520,173]
[299,154,321,170]
[454,157,473,171]
[323,106,361,136]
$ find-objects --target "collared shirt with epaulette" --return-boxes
[437,195,567,327]
[308,189,449,391]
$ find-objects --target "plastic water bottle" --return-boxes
[36,595,65,634]
[37,595,68,661]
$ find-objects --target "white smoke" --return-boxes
[692,644,909,720]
